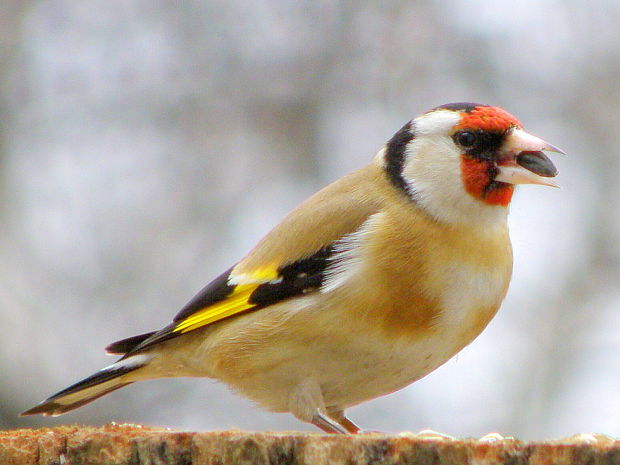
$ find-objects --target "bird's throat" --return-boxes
[461,157,514,207]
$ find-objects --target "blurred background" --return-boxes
[1,0,618,440]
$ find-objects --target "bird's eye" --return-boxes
[455,131,477,148]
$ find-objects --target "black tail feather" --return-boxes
[21,382,131,416]
[21,357,147,416]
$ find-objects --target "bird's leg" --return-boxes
[289,379,350,434]
[326,407,361,434]
[311,410,348,434]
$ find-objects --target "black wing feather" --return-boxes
[121,246,340,356]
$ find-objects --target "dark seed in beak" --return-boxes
[516,151,558,177]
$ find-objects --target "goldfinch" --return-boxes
[22,102,562,433]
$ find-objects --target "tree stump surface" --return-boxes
[0,424,617,465]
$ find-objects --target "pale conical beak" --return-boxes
[495,128,563,187]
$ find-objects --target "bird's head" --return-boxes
[379,102,562,225]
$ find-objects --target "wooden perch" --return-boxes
[0,424,617,465]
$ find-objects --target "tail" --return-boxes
[21,354,150,416]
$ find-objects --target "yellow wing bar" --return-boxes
[172,283,258,333]
[171,266,280,334]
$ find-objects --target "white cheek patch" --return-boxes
[401,133,463,204]
[403,110,463,203]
